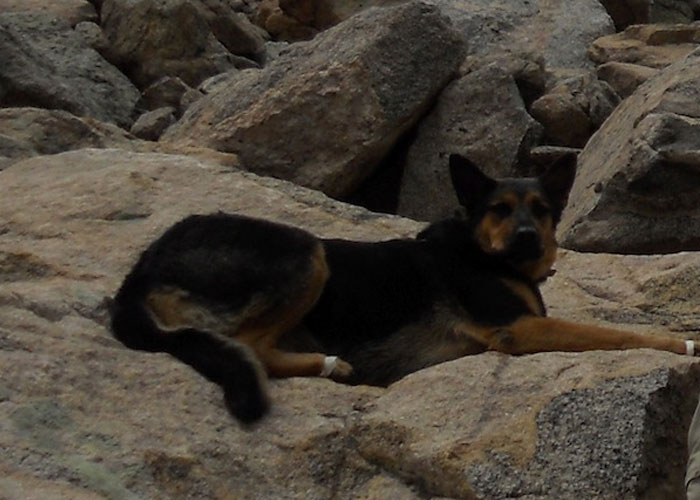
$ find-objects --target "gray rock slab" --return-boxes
[0,12,139,128]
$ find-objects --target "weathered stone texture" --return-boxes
[589,22,700,70]
[530,73,620,148]
[560,48,700,253]
[397,62,542,221]
[0,12,139,128]
[163,2,465,198]
[100,0,267,88]
[433,0,615,71]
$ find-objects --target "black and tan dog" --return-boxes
[110,153,698,423]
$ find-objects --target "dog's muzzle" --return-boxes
[507,227,542,262]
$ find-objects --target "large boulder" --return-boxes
[1,148,699,499]
[357,351,698,499]
[100,0,267,88]
[162,1,465,198]
[0,12,140,128]
[559,48,700,254]
[397,60,543,221]
[388,0,614,220]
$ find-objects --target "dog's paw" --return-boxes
[320,355,353,380]
[331,358,353,380]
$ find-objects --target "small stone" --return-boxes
[130,107,176,141]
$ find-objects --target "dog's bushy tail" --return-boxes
[109,273,269,424]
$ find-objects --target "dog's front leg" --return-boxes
[484,316,696,356]
[256,348,353,380]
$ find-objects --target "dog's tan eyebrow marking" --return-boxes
[524,192,549,208]
[492,192,519,206]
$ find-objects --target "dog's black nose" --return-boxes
[510,227,542,260]
[515,226,539,244]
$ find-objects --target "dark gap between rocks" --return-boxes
[339,123,421,215]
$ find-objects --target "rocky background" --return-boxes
[2,1,700,499]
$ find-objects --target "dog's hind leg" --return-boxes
[481,316,697,356]
[235,244,353,380]
[114,284,270,423]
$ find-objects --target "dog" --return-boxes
[110,152,698,423]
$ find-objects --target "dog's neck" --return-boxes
[508,259,556,284]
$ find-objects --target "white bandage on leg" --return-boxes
[686,340,696,357]
[320,356,338,377]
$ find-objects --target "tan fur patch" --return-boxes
[145,286,229,333]
[524,192,546,207]
[475,192,517,255]
[501,279,545,316]
[451,319,496,350]
[235,243,334,378]
[483,316,688,355]
[237,242,329,346]
[144,242,335,379]
[475,215,510,254]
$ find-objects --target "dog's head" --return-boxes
[449,153,577,282]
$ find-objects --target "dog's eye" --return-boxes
[530,200,550,218]
[489,202,513,218]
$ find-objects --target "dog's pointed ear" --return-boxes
[449,154,497,211]
[539,152,577,220]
